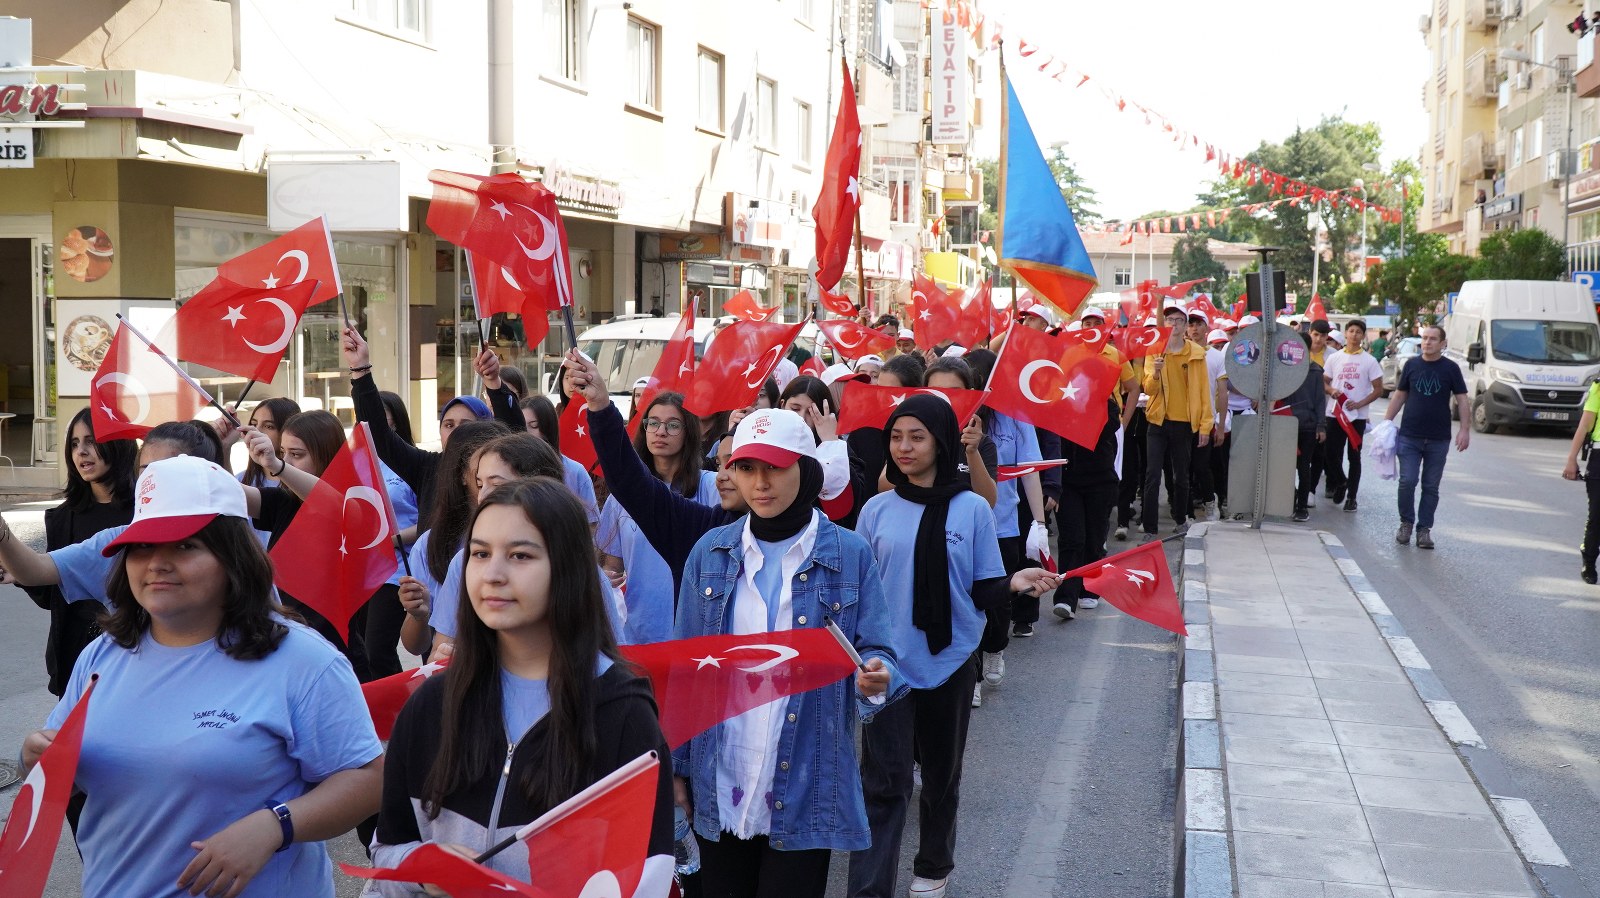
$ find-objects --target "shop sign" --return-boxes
[1571,171,1600,202]
[537,162,624,217]
[659,233,723,260]
[0,129,30,167]
[1,20,86,169]
[930,17,967,145]
[1482,193,1520,221]
[726,193,798,251]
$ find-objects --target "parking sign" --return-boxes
[1575,271,1600,305]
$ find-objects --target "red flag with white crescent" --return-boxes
[815,318,895,361]
[1111,325,1172,360]
[0,676,96,898]
[621,630,860,748]
[681,320,803,417]
[1064,540,1185,636]
[631,309,697,439]
[464,251,553,347]
[217,216,343,306]
[560,400,601,474]
[818,288,859,318]
[723,290,780,322]
[269,423,399,642]
[362,657,450,741]
[427,171,574,311]
[985,325,1121,451]
[175,277,320,383]
[996,459,1069,481]
[834,382,987,435]
[812,60,864,292]
[90,323,207,442]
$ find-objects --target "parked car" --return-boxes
[1379,336,1422,395]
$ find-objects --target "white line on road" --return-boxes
[1491,796,1572,867]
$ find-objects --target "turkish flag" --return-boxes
[0,676,96,898]
[816,318,894,361]
[1151,277,1209,299]
[996,459,1068,481]
[560,400,600,474]
[1133,280,1161,322]
[631,309,698,438]
[343,844,540,898]
[427,171,574,310]
[1068,540,1186,636]
[724,290,779,322]
[986,325,1121,451]
[1306,294,1328,322]
[175,277,320,383]
[217,217,342,306]
[911,273,988,350]
[1112,325,1172,360]
[362,657,449,741]
[812,59,863,291]
[800,357,826,377]
[818,288,858,318]
[969,278,1002,338]
[90,323,208,442]
[1058,324,1111,353]
[1334,400,1362,450]
[1233,296,1248,319]
[1192,294,1222,325]
[465,252,552,346]
[622,630,859,748]
[835,382,987,435]
[269,423,400,642]
[681,320,803,417]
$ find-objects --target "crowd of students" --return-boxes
[4,293,1266,898]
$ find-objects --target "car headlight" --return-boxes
[1486,367,1521,384]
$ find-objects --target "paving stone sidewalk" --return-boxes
[1178,521,1586,898]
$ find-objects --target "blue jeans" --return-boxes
[1396,433,1451,529]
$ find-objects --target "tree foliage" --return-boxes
[1334,281,1372,313]
[1468,229,1566,281]
[1170,232,1229,289]
[977,143,1099,235]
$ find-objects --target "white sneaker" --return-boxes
[909,875,949,898]
[1079,596,1100,609]
[1114,526,1128,541]
[1052,602,1076,620]
[970,683,982,708]
[982,651,1005,686]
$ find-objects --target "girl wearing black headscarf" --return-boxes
[847,394,1058,898]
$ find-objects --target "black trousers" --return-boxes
[1117,408,1148,527]
[363,583,407,679]
[983,537,1023,649]
[1142,420,1193,534]
[697,833,831,898]
[1296,430,1322,511]
[1012,502,1047,625]
[849,654,980,898]
[1057,480,1118,609]
[1211,428,1232,507]
[1323,418,1368,501]
[1583,451,1600,569]
[1191,436,1214,507]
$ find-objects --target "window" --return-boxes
[626,16,660,110]
[796,0,814,24]
[349,0,427,37]
[1512,127,1524,167]
[894,42,920,112]
[756,77,777,148]
[1531,117,1543,159]
[1532,24,1546,65]
[698,49,724,130]
[793,100,812,165]
[1114,267,1133,287]
[543,0,583,81]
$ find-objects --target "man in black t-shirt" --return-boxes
[1382,325,1470,549]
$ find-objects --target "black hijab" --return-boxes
[748,456,824,542]
[883,394,971,653]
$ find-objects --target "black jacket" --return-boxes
[24,499,132,696]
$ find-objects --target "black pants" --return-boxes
[697,833,831,898]
[1323,418,1368,501]
[364,583,407,679]
[1191,436,1214,507]
[1057,480,1118,609]
[1117,408,1148,527]
[1012,502,1046,625]
[849,655,980,898]
[1583,451,1600,569]
[983,537,1023,650]
[1211,428,1232,508]
[1143,420,1193,534]
[1296,430,1321,511]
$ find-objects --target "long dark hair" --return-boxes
[881,353,925,388]
[102,516,294,660]
[779,375,836,416]
[240,398,303,487]
[478,433,563,482]
[280,410,346,477]
[379,391,416,446]
[422,478,620,819]
[62,407,137,510]
[519,395,561,454]
[145,421,223,466]
[924,357,975,389]
[632,391,703,498]
[424,420,510,582]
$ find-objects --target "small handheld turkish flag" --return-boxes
[1065,540,1186,636]
[986,325,1121,451]
[681,320,803,417]
[90,323,207,441]
[631,308,697,438]
[218,216,343,306]
[1112,325,1172,360]
[996,459,1068,481]
[176,277,320,383]
[818,288,858,318]
[621,630,860,749]
[428,171,574,311]
[362,657,450,741]
[834,382,987,435]
[464,251,553,347]
[723,290,779,322]
[269,423,400,642]
[560,400,600,474]
[0,676,96,898]
[1059,324,1111,353]
[816,318,895,362]
[1151,277,1209,299]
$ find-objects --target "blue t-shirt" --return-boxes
[988,413,1041,538]
[45,623,381,898]
[381,461,420,588]
[1397,356,1468,441]
[412,530,464,637]
[562,455,601,525]
[856,490,1005,689]
[499,655,615,736]
[597,471,720,645]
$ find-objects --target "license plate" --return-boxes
[1534,411,1571,422]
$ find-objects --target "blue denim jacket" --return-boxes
[672,515,907,852]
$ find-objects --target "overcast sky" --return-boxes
[968,0,1430,221]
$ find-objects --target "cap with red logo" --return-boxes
[820,363,868,386]
[103,455,250,556]
[729,408,817,468]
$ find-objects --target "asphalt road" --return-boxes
[1310,397,1600,893]
[0,498,1181,897]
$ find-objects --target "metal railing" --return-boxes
[1567,238,1600,273]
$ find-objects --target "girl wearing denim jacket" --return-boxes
[673,408,904,898]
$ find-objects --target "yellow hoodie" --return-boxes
[1140,341,1214,435]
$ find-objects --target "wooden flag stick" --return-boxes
[230,380,257,416]
[115,314,240,428]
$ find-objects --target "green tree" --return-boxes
[1468,229,1566,280]
[977,143,1099,234]
[1334,280,1372,313]
[1408,252,1474,324]
[1170,231,1229,289]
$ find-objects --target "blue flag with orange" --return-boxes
[998,68,1098,319]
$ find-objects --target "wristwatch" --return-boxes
[263,801,293,852]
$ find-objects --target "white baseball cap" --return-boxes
[1080,308,1107,322]
[729,408,817,468]
[1162,300,1187,314]
[855,354,884,370]
[820,363,868,386]
[1219,318,1238,331]
[1238,314,1261,326]
[103,456,248,556]
[632,376,652,390]
[1021,305,1058,327]
[1328,330,1345,346]
[897,328,915,341]
[1207,328,1228,345]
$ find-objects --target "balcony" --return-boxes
[1462,131,1497,179]
[1579,34,1600,98]
[1465,0,1502,31]
[1465,50,1498,104]
[1435,130,1447,156]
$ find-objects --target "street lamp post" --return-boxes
[1502,50,1575,277]
[1354,177,1368,282]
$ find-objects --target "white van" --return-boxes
[1442,280,1600,433]
[569,314,823,419]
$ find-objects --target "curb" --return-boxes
[1318,531,1593,898]
[1175,520,1232,898]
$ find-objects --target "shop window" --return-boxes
[627,16,661,112]
[543,0,584,82]
[756,77,778,149]
[347,0,428,39]
[699,49,725,131]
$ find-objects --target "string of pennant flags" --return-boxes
[922,0,1405,226]
[1082,192,1403,245]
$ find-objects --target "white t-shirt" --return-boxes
[1323,349,1384,420]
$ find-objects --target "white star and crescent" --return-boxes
[693,654,725,670]
[1018,359,1064,405]
[221,305,246,327]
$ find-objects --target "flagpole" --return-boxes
[230,380,257,416]
[995,41,1009,281]
[115,313,240,429]
[854,208,868,317]
[394,534,412,577]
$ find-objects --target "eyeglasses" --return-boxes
[644,417,684,434]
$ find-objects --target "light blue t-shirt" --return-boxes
[381,461,420,588]
[752,531,804,631]
[413,530,464,635]
[988,413,1041,538]
[596,471,720,645]
[562,455,601,525]
[45,623,382,898]
[499,655,615,736]
[856,490,1005,690]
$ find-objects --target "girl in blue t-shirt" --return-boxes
[368,477,674,893]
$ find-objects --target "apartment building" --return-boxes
[1419,0,1505,254]
[0,0,884,480]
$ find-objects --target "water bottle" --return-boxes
[673,805,701,876]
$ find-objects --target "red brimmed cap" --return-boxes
[729,408,816,468]
[102,456,249,556]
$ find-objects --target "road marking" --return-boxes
[1386,636,1431,669]
[1491,797,1571,867]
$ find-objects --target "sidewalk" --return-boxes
[1176,521,1587,898]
